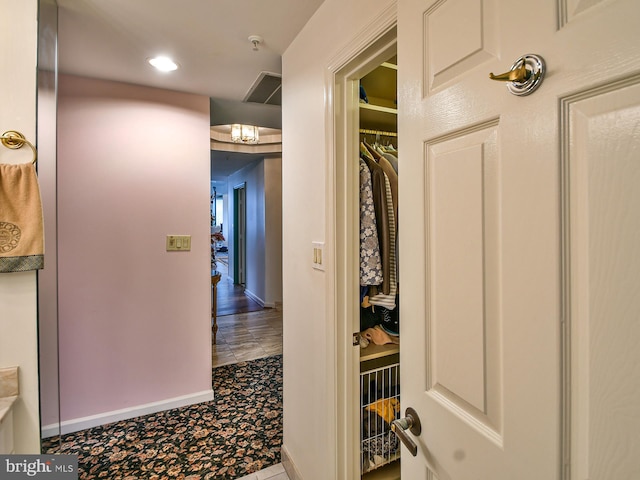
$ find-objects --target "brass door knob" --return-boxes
[489,54,546,96]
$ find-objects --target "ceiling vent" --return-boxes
[243,71,282,106]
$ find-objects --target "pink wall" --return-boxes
[56,74,212,423]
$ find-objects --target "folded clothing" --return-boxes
[362,325,399,346]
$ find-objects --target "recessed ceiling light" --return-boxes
[147,56,179,72]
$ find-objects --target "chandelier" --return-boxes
[230,124,259,144]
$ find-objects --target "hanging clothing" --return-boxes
[382,152,398,173]
[364,141,399,283]
[377,156,397,232]
[380,152,399,280]
[359,159,383,286]
[361,154,391,295]
[369,172,396,308]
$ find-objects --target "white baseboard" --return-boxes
[282,444,304,480]
[244,288,265,307]
[41,389,214,438]
[243,290,279,309]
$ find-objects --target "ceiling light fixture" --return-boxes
[231,124,260,144]
[147,56,179,72]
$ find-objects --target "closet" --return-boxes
[357,56,400,480]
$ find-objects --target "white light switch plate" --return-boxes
[312,241,325,271]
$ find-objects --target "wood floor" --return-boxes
[216,275,264,316]
[212,308,283,367]
[214,254,263,316]
[213,255,282,367]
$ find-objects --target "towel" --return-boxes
[0,163,44,272]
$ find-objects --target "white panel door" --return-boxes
[396,0,640,479]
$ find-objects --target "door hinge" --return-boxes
[353,332,361,346]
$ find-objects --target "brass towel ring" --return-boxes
[1,130,37,164]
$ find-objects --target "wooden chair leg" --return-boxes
[211,273,221,344]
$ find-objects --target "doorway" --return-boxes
[233,182,247,286]
[327,17,398,479]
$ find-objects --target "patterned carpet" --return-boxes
[43,355,283,479]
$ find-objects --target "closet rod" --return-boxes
[359,128,397,138]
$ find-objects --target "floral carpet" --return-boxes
[43,355,283,479]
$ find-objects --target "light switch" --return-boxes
[166,235,191,251]
[312,241,325,271]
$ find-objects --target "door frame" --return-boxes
[324,3,397,478]
[233,182,246,285]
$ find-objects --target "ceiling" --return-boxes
[56,0,324,186]
[210,125,282,191]
[57,0,324,101]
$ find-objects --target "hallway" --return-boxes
[213,252,283,367]
[212,255,288,480]
[215,251,264,316]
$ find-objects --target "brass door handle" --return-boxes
[489,59,530,82]
[489,54,546,96]
[391,407,422,457]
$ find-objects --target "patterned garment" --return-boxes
[369,172,397,309]
[360,159,383,286]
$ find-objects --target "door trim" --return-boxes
[324,3,397,478]
[233,182,246,285]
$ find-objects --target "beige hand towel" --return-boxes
[0,163,44,272]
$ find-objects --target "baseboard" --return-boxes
[282,444,304,480]
[244,290,281,309]
[244,288,265,307]
[41,389,214,438]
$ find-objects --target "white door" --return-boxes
[397,0,640,479]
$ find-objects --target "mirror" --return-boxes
[37,0,61,453]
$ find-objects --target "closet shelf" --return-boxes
[360,343,399,362]
[359,103,397,115]
[359,103,397,132]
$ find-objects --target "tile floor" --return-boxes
[234,462,291,480]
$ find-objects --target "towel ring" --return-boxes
[1,130,37,164]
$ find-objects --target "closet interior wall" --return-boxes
[357,56,400,480]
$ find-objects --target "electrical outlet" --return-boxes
[166,235,191,251]
[312,241,325,271]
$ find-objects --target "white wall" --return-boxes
[0,0,41,453]
[245,161,267,303]
[227,156,283,307]
[228,160,266,302]
[281,0,394,477]
[264,156,283,306]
